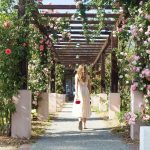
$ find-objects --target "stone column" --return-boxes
[90,94,100,107]
[11,90,31,139]
[37,92,49,121]
[49,93,57,114]
[140,126,150,150]
[108,93,120,119]
[130,90,144,140]
[98,93,107,112]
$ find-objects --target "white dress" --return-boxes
[72,74,91,118]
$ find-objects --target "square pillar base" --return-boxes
[11,90,31,139]
[108,93,120,119]
[37,92,49,121]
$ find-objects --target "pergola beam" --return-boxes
[58,39,106,42]
[54,45,103,48]
[58,35,108,39]
[55,42,104,45]
[43,13,119,18]
[56,31,111,35]
[37,5,118,10]
[70,26,113,30]
[56,47,101,50]
[92,36,111,66]
[70,20,115,24]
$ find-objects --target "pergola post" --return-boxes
[18,0,29,89]
[101,52,106,93]
[109,35,120,119]
[110,35,118,92]
[11,0,31,139]
[50,59,56,93]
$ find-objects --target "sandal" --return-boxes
[78,121,82,130]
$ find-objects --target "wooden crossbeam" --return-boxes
[54,45,103,48]
[70,26,113,30]
[58,35,107,39]
[58,54,97,56]
[92,36,111,66]
[68,31,111,35]
[56,47,100,50]
[70,20,115,24]
[55,49,100,52]
[58,55,96,58]
[58,39,106,42]
[55,42,104,45]
[60,58,93,62]
[37,5,117,10]
[42,13,119,18]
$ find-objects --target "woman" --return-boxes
[72,65,91,130]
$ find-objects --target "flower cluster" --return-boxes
[126,2,150,100]
[61,31,71,42]
[75,1,83,9]
[124,112,137,125]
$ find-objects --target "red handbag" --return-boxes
[75,99,81,104]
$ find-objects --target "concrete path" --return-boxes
[29,102,131,150]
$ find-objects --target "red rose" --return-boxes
[37,0,43,2]
[5,49,12,55]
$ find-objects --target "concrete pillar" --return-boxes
[140,126,150,150]
[56,94,66,111]
[130,90,144,140]
[11,90,31,139]
[90,94,100,107]
[108,93,120,119]
[49,93,57,114]
[62,94,66,103]
[37,92,49,121]
[98,93,107,112]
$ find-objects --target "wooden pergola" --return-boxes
[36,4,120,67]
[16,1,124,93]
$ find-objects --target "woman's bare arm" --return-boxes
[88,76,91,94]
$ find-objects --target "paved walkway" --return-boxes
[28,102,131,150]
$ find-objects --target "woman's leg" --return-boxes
[83,118,87,128]
[78,117,82,130]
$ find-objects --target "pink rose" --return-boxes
[142,69,150,77]
[147,85,150,90]
[37,0,43,2]
[145,32,149,35]
[131,82,138,91]
[136,67,140,72]
[143,115,150,121]
[39,45,44,51]
[133,55,140,60]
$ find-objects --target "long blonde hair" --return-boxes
[77,65,88,82]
